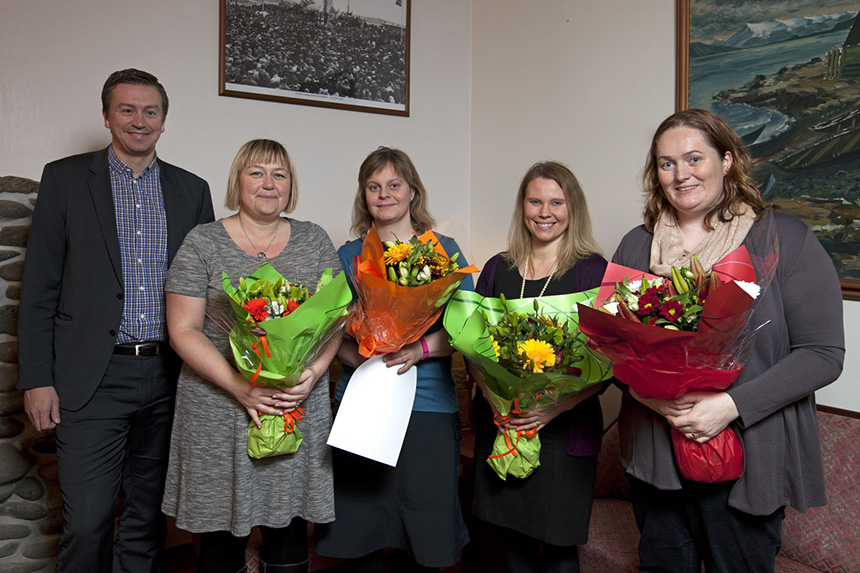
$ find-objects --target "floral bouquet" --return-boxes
[444,289,613,480]
[578,246,776,482]
[347,224,478,357]
[223,263,352,459]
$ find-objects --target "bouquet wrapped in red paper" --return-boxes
[346,224,478,357]
[578,246,775,482]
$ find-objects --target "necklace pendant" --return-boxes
[257,252,267,260]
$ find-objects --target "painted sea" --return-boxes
[690,29,849,143]
[690,24,860,279]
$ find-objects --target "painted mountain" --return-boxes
[712,10,855,49]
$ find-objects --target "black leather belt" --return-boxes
[113,341,162,357]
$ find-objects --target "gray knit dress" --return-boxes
[161,218,341,536]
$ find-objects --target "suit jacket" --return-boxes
[17,147,215,411]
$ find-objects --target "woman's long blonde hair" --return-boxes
[505,161,603,277]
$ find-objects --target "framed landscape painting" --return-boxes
[677,0,860,300]
[220,0,410,116]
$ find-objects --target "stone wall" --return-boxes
[0,176,60,573]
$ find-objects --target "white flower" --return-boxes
[734,280,761,300]
[603,301,620,315]
[418,265,432,283]
[626,295,639,311]
[270,300,284,317]
[627,280,643,293]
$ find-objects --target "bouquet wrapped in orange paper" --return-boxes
[347,224,478,357]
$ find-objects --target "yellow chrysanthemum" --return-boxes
[426,255,450,272]
[491,338,501,358]
[517,339,556,373]
[384,243,413,265]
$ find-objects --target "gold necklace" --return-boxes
[520,255,559,298]
[239,217,280,260]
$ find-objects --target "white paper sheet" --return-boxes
[327,355,417,466]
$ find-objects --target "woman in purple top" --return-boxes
[470,161,608,572]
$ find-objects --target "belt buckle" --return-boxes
[134,342,155,356]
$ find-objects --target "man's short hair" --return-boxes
[101,69,169,117]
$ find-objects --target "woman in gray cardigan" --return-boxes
[613,109,844,573]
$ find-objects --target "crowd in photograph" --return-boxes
[224,2,407,105]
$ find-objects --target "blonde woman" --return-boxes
[163,140,341,573]
[471,161,607,572]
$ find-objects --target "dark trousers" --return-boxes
[197,521,309,573]
[55,351,178,573]
[629,476,785,573]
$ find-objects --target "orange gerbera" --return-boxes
[384,243,414,265]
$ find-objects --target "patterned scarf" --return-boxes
[649,205,756,277]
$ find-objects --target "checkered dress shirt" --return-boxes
[108,146,168,343]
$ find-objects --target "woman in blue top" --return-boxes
[314,147,472,572]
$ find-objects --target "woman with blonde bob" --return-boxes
[470,161,608,572]
[162,139,342,573]
[614,109,843,572]
[314,147,472,572]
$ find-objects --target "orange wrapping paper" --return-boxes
[347,225,478,357]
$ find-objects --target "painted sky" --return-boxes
[690,0,860,42]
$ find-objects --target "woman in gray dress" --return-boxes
[162,139,342,573]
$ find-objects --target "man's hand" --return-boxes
[24,387,61,431]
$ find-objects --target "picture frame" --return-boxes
[676,0,860,301]
[219,0,410,117]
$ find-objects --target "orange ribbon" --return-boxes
[245,319,306,436]
[281,407,305,434]
[247,318,271,384]
[488,398,538,459]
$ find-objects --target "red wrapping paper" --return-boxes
[579,246,761,482]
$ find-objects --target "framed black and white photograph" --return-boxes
[220,0,410,116]
[677,0,860,300]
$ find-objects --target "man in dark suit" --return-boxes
[17,69,215,572]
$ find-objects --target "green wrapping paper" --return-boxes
[222,264,352,459]
[443,289,613,479]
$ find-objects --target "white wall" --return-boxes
[0,0,855,412]
[469,0,857,415]
[0,0,473,251]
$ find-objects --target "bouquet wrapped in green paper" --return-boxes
[223,263,351,459]
[444,289,612,479]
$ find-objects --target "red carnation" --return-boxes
[659,299,684,322]
[636,293,661,317]
[243,298,269,322]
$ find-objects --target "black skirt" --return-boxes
[314,410,469,567]
[470,396,599,546]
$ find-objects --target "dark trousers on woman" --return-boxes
[502,528,580,573]
[197,519,309,573]
[629,476,785,573]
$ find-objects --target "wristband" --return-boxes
[419,337,429,361]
